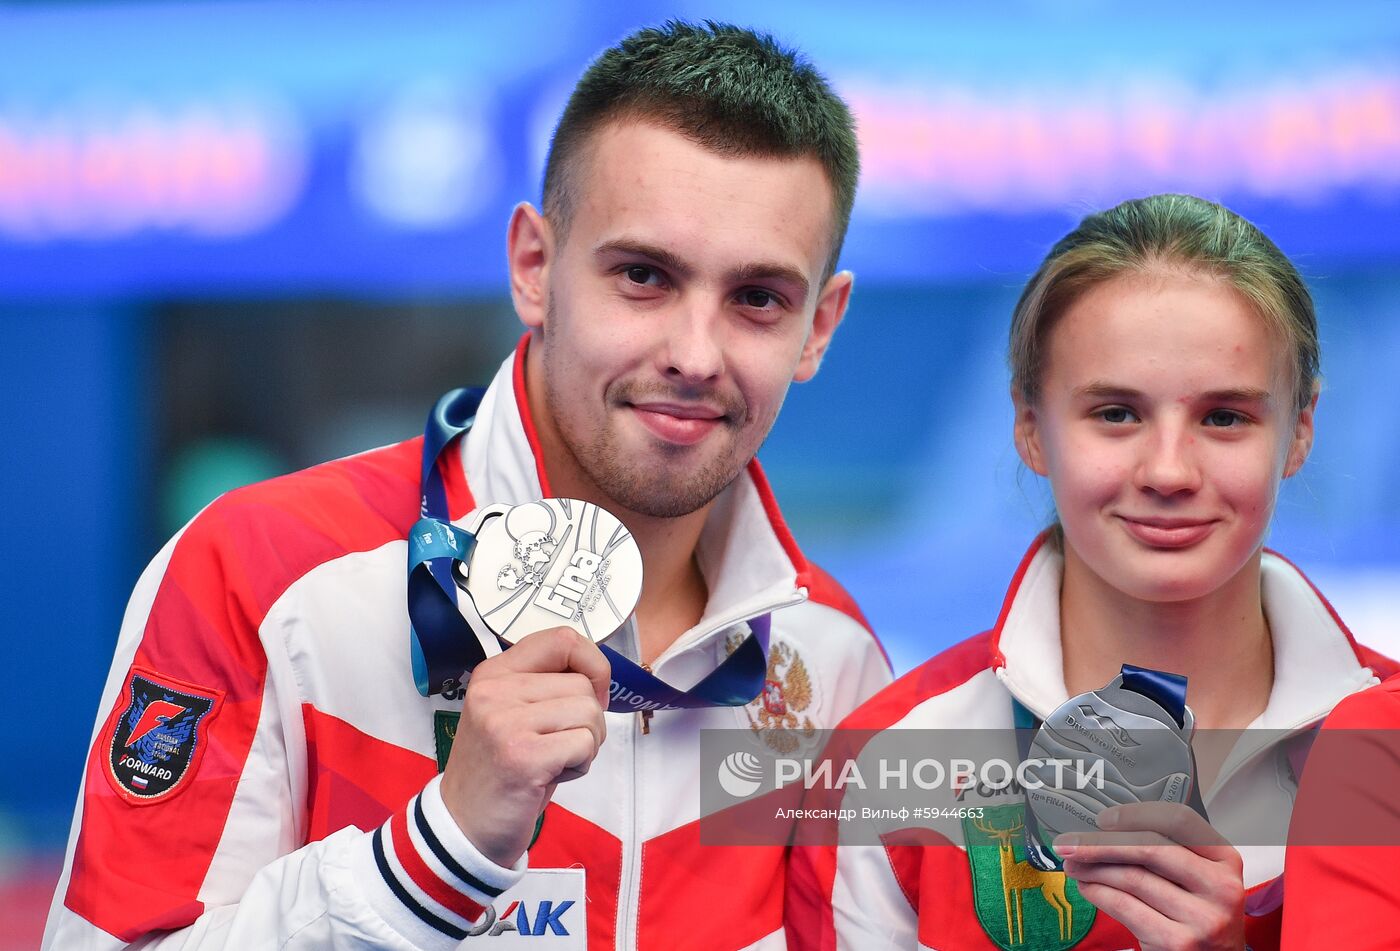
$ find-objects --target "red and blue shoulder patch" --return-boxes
[104,666,223,805]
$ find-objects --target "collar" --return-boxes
[991,532,1380,729]
[457,334,811,657]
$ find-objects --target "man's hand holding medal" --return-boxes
[440,626,611,868]
[428,497,641,868]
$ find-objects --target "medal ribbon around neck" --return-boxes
[406,387,773,710]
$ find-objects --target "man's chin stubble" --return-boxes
[583,439,741,519]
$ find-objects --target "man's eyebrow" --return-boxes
[730,261,810,300]
[593,239,810,299]
[1072,381,1273,403]
[593,239,692,279]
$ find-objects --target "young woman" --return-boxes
[786,194,1396,950]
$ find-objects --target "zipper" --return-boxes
[638,663,654,734]
[616,699,643,950]
[612,603,800,949]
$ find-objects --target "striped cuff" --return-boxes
[358,774,527,948]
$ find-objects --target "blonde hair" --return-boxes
[1009,194,1319,411]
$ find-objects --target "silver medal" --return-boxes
[454,498,643,646]
[1025,672,1199,841]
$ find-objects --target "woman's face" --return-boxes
[1014,267,1316,604]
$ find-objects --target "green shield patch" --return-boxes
[434,710,459,773]
[961,803,1095,950]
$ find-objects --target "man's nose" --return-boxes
[660,299,725,385]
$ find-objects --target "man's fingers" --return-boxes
[505,672,604,704]
[536,727,603,785]
[515,694,608,749]
[486,627,613,706]
[489,626,591,673]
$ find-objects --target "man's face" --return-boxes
[512,120,850,519]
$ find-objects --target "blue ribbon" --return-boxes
[406,387,773,712]
[1119,663,1189,728]
[601,615,771,712]
[407,387,488,696]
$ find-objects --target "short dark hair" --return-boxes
[542,20,860,279]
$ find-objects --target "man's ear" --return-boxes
[508,202,553,329]
[1284,383,1320,478]
[794,270,853,383]
[1013,387,1048,476]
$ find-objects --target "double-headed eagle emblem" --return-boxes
[727,635,817,754]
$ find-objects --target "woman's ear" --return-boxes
[1013,386,1048,476]
[1284,383,1320,478]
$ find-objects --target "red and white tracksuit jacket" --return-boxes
[787,534,1396,951]
[1281,674,1400,950]
[44,338,892,951]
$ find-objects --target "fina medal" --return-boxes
[451,497,645,649]
[410,488,769,726]
[1019,664,1209,871]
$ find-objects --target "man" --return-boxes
[44,21,891,950]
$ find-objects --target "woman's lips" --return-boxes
[629,404,725,446]
[1118,516,1217,549]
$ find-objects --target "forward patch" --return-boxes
[106,667,221,805]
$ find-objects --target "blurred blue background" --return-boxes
[3,1,1398,942]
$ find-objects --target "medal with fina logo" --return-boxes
[458,498,643,647]
[1016,664,1209,872]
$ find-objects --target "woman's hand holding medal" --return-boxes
[439,626,611,868]
[1024,666,1246,949]
[1056,801,1246,951]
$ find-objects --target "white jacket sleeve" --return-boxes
[42,496,524,950]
